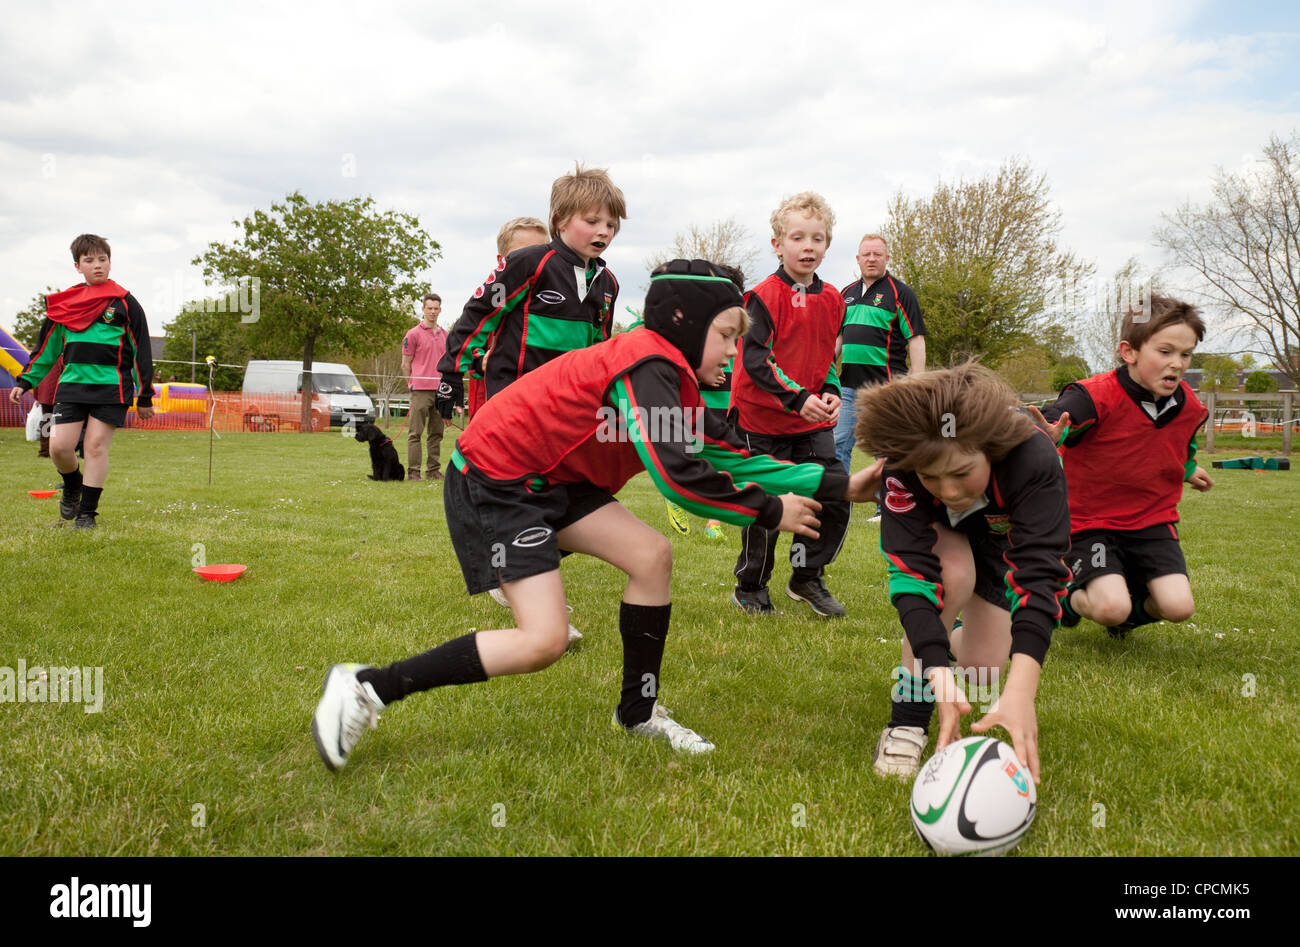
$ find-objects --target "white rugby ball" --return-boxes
[910,736,1036,856]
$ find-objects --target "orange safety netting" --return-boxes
[0,385,335,432]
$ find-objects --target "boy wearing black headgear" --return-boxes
[312,260,884,772]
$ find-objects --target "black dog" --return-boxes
[354,421,405,481]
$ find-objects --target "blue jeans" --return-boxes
[833,386,858,473]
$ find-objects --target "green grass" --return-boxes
[1,425,1297,855]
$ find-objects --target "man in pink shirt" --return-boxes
[402,294,448,481]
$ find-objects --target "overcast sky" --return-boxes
[2,0,1298,359]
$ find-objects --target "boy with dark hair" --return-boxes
[729,192,850,617]
[311,260,883,772]
[1042,295,1213,637]
[9,234,153,528]
[855,363,1071,781]
[435,165,625,417]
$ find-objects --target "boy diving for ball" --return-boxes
[856,364,1072,783]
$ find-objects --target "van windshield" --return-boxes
[298,373,364,394]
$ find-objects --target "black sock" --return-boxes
[1060,589,1081,627]
[62,469,83,498]
[357,632,487,705]
[1127,594,1158,629]
[78,485,103,515]
[616,602,671,728]
[889,664,935,732]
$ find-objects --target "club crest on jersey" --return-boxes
[102,306,117,322]
[984,514,1011,535]
[872,293,884,306]
[884,476,915,514]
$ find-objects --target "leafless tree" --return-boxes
[645,217,761,288]
[1156,133,1300,389]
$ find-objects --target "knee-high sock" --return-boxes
[888,664,935,732]
[358,632,487,705]
[617,602,671,727]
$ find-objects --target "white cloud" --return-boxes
[2,0,1297,364]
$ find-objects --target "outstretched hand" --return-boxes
[777,493,822,538]
[1026,404,1070,446]
[845,458,885,504]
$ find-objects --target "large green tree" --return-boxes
[9,289,58,352]
[883,160,1093,368]
[161,299,258,390]
[195,192,440,429]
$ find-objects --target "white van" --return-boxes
[242,360,375,427]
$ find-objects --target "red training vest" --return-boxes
[1064,372,1208,532]
[456,329,702,494]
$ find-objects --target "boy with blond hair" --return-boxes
[436,165,625,416]
[10,234,154,528]
[729,192,850,617]
[1043,295,1213,638]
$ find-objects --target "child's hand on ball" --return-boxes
[928,666,971,753]
[972,654,1042,783]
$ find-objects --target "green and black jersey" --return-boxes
[840,273,924,389]
[438,238,617,399]
[19,294,153,407]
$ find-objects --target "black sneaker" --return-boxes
[786,577,847,617]
[60,489,81,520]
[731,587,776,615]
[72,512,97,530]
[1106,621,1135,640]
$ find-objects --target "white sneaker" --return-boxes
[867,513,882,524]
[615,702,715,754]
[311,663,384,772]
[872,725,926,777]
[488,587,510,608]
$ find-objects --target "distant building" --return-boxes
[1182,368,1296,391]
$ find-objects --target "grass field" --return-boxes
[2,424,1297,856]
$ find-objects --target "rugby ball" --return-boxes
[910,736,1036,856]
